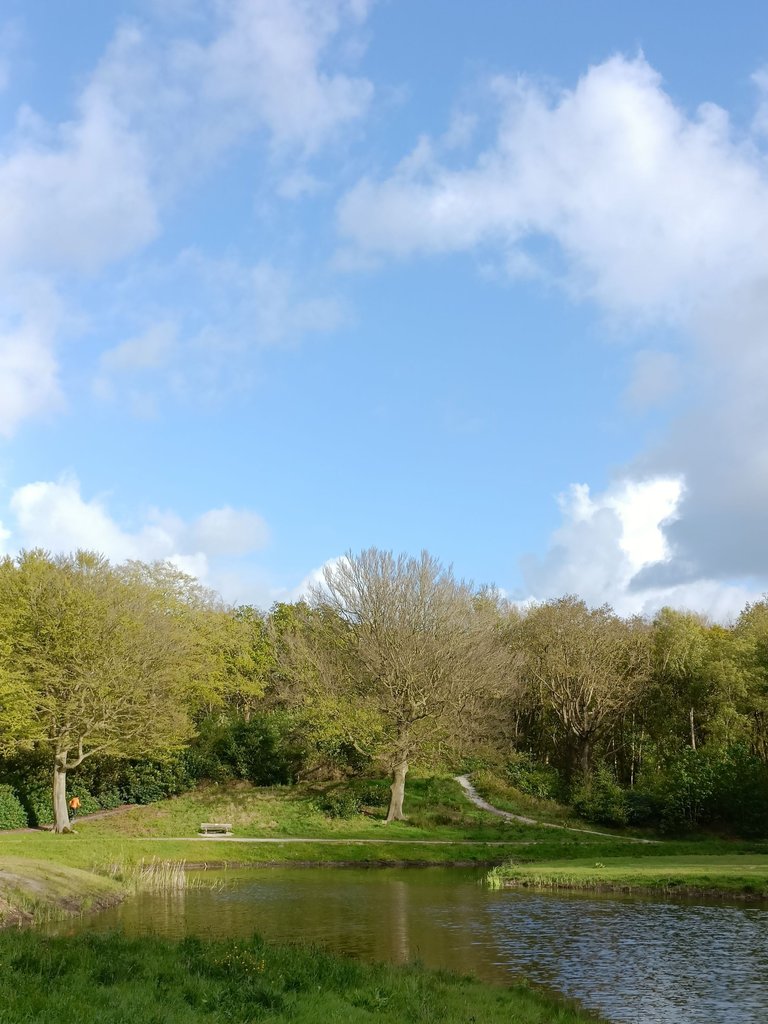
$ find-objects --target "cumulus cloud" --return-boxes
[520,478,759,620]
[8,477,269,595]
[339,54,768,611]
[0,88,157,276]
[340,56,768,318]
[90,0,373,181]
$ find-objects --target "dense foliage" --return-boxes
[1,546,767,836]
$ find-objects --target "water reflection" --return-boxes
[64,867,768,1024]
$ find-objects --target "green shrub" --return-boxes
[571,767,628,827]
[189,713,306,787]
[628,745,768,834]
[21,782,54,828]
[0,784,27,830]
[70,792,101,816]
[120,756,192,805]
[96,788,123,810]
[505,753,563,801]
[710,745,768,836]
[356,783,389,808]
[316,788,362,818]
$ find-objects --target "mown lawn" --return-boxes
[0,930,606,1024]
[489,853,768,897]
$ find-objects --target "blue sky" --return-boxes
[1,1,768,618]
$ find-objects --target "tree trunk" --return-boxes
[53,753,71,834]
[689,707,697,750]
[580,736,591,778]
[385,758,408,823]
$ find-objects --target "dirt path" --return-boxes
[124,837,533,845]
[454,775,656,844]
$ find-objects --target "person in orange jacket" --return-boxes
[68,795,81,821]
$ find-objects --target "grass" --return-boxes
[4,773,768,918]
[470,769,658,839]
[2,775,613,880]
[73,776,558,841]
[0,857,123,926]
[0,930,606,1023]
[488,854,768,897]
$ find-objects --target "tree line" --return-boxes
[1,547,767,834]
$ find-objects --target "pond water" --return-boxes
[65,867,768,1024]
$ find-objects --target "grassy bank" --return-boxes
[0,930,605,1023]
[5,774,767,914]
[1,776,622,880]
[488,854,768,898]
[0,857,123,927]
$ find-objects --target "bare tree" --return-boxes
[311,549,510,821]
[514,596,651,779]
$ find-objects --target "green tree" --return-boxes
[515,597,651,779]
[0,551,201,832]
[309,549,510,821]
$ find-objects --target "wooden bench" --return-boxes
[199,822,233,835]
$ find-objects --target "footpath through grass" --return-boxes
[0,776,612,879]
[468,773,768,898]
[0,930,605,1024]
[4,773,768,909]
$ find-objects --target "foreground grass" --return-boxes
[489,854,768,898]
[0,857,123,926]
[0,930,604,1024]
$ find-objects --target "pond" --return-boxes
[64,866,768,1024]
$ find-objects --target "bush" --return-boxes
[71,792,101,816]
[316,788,362,818]
[627,745,768,835]
[710,745,768,837]
[505,753,563,801]
[21,782,54,828]
[0,784,27,830]
[190,713,305,787]
[571,767,628,827]
[96,788,123,810]
[356,783,389,809]
[119,756,192,805]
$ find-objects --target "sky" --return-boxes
[1,0,767,620]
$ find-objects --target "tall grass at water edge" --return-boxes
[0,930,605,1024]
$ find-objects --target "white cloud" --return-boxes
[100,321,178,374]
[339,53,768,606]
[287,556,343,602]
[96,252,347,406]
[172,0,373,155]
[0,87,157,276]
[0,1,373,433]
[520,478,759,620]
[7,477,269,595]
[188,507,270,557]
[91,0,373,182]
[339,56,768,320]
[0,279,66,437]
